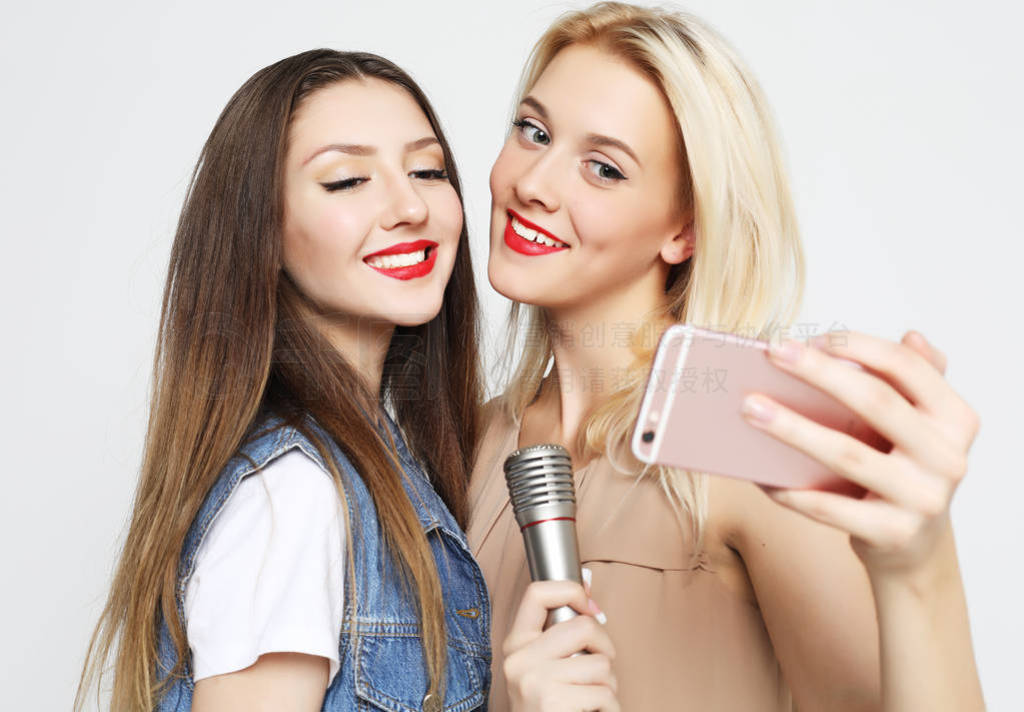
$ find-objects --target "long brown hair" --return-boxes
[76,49,483,711]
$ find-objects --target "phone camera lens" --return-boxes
[642,430,655,443]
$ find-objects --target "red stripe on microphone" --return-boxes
[520,516,576,531]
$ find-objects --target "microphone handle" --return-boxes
[521,516,584,628]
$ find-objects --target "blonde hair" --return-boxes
[499,2,805,546]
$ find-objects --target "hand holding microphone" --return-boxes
[502,445,620,712]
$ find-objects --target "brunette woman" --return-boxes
[77,49,502,712]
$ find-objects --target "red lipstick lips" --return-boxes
[364,239,438,280]
[504,210,569,256]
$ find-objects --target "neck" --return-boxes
[540,266,670,443]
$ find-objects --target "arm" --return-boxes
[192,652,328,712]
[869,517,980,711]
[736,330,983,711]
[721,479,880,709]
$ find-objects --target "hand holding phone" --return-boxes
[631,325,887,492]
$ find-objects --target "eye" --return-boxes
[410,169,448,181]
[512,118,550,146]
[320,177,367,192]
[585,160,626,182]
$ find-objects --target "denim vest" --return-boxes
[155,412,491,711]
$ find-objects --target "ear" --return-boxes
[660,219,694,265]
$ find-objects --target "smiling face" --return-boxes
[488,44,693,315]
[282,78,463,329]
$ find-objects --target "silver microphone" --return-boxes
[504,443,583,628]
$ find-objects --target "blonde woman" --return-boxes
[467,3,984,711]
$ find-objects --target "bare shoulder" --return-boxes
[476,395,516,454]
[707,474,794,551]
[468,395,518,508]
[707,473,870,593]
[480,394,512,427]
[708,474,866,573]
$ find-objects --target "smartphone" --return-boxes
[631,324,887,492]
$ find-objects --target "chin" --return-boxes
[488,259,544,306]
[391,314,439,327]
[388,302,443,327]
[487,261,516,302]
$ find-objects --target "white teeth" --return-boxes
[400,250,425,267]
[510,217,534,240]
[511,216,565,248]
[367,248,429,270]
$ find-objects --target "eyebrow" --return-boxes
[520,96,549,121]
[302,136,440,166]
[585,133,640,165]
[519,95,640,166]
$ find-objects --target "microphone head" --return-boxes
[503,444,576,528]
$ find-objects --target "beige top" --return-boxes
[467,403,793,711]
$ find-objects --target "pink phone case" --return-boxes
[631,324,886,491]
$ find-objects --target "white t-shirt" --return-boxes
[183,449,346,685]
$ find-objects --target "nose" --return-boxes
[512,151,561,213]
[380,173,429,230]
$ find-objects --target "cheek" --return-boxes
[570,191,673,257]
[433,186,464,240]
[283,195,368,286]
[566,193,622,249]
[489,142,517,200]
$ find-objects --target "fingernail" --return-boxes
[770,340,803,364]
[742,395,777,424]
[588,599,608,624]
[581,567,592,587]
[595,611,608,625]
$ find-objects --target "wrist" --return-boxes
[860,518,962,601]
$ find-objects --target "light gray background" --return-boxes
[2,0,1020,709]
